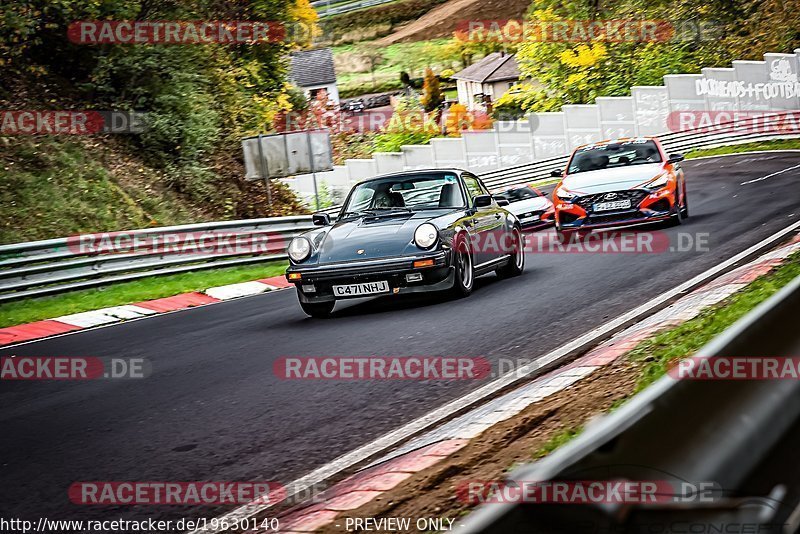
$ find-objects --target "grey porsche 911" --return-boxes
[285,169,525,317]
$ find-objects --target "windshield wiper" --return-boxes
[366,207,413,213]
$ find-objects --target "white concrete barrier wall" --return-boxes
[563,105,602,149]
[632,86,670,136]
[374,152,404,175]
[281,49,800,197]
[700,67,739,111]
[531,112,568,159]
[596,97,636,139]
[401,145,435,170]
[764,53,800,110]
[462,130,500,173]
[495,121,534,168]
[345,159,378,181]
[430,138,467,169]
[732,60,771,111]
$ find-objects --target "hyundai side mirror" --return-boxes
[494,196,510,207]
[667,154,684,164]
[312,212,331,226]
[550,169,563,178]
[473,194,493,209]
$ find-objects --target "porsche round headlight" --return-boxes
[414,223,438,249]
[288,236,312,262]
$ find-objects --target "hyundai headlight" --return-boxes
[414,223,438,249]
[647,172,670,189]
[288,236,312,262]
[555,186,577,202]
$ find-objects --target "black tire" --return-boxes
[450,235,474,298]
[299,300,335,318]
[681,188,689,218]
[496,227,524,278]
[668,193,685,227]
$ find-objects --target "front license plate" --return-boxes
[522,213,540,221]
[333,280,390,297]
[593,199,631,211]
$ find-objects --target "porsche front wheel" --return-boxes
[450,237,474,298]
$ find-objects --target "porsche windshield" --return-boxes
[567,140,662,175]
[342,173,466,215]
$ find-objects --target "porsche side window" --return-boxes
[462,175,483,199]
[350,187,374,211]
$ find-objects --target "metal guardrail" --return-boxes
[459,267,800,532]
[0,217,314,302]
[2,114,797,302]
[313,0,397,17]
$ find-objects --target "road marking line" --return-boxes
[741,163,800,185]
[190,219,800,534]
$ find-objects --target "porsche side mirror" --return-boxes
[312,212,331,226]
[473,194,493,209]
[550,169,563,178]
[667,154,684,164]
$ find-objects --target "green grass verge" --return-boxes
[533,426,584,459]
[685,138,800,159]
[0,261,287,328]
[628,251,800,392]
[522,250,799,461]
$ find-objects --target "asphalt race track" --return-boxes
[2,152,799,523]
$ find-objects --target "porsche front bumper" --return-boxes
[286,250,454,303]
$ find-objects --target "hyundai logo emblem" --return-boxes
[357,249,365,255]
[604,192,618,200]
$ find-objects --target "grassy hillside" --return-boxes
[0,134,305,244]
[0,0,314,244]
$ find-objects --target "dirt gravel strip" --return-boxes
[269,235,800,534]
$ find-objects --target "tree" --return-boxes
[355,44,384,90]
[420,68,443,113]
[288,0,322,49]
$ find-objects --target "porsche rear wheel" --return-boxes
[450,236,474,298]
[300,300,335,318]
[496,227,524,278]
